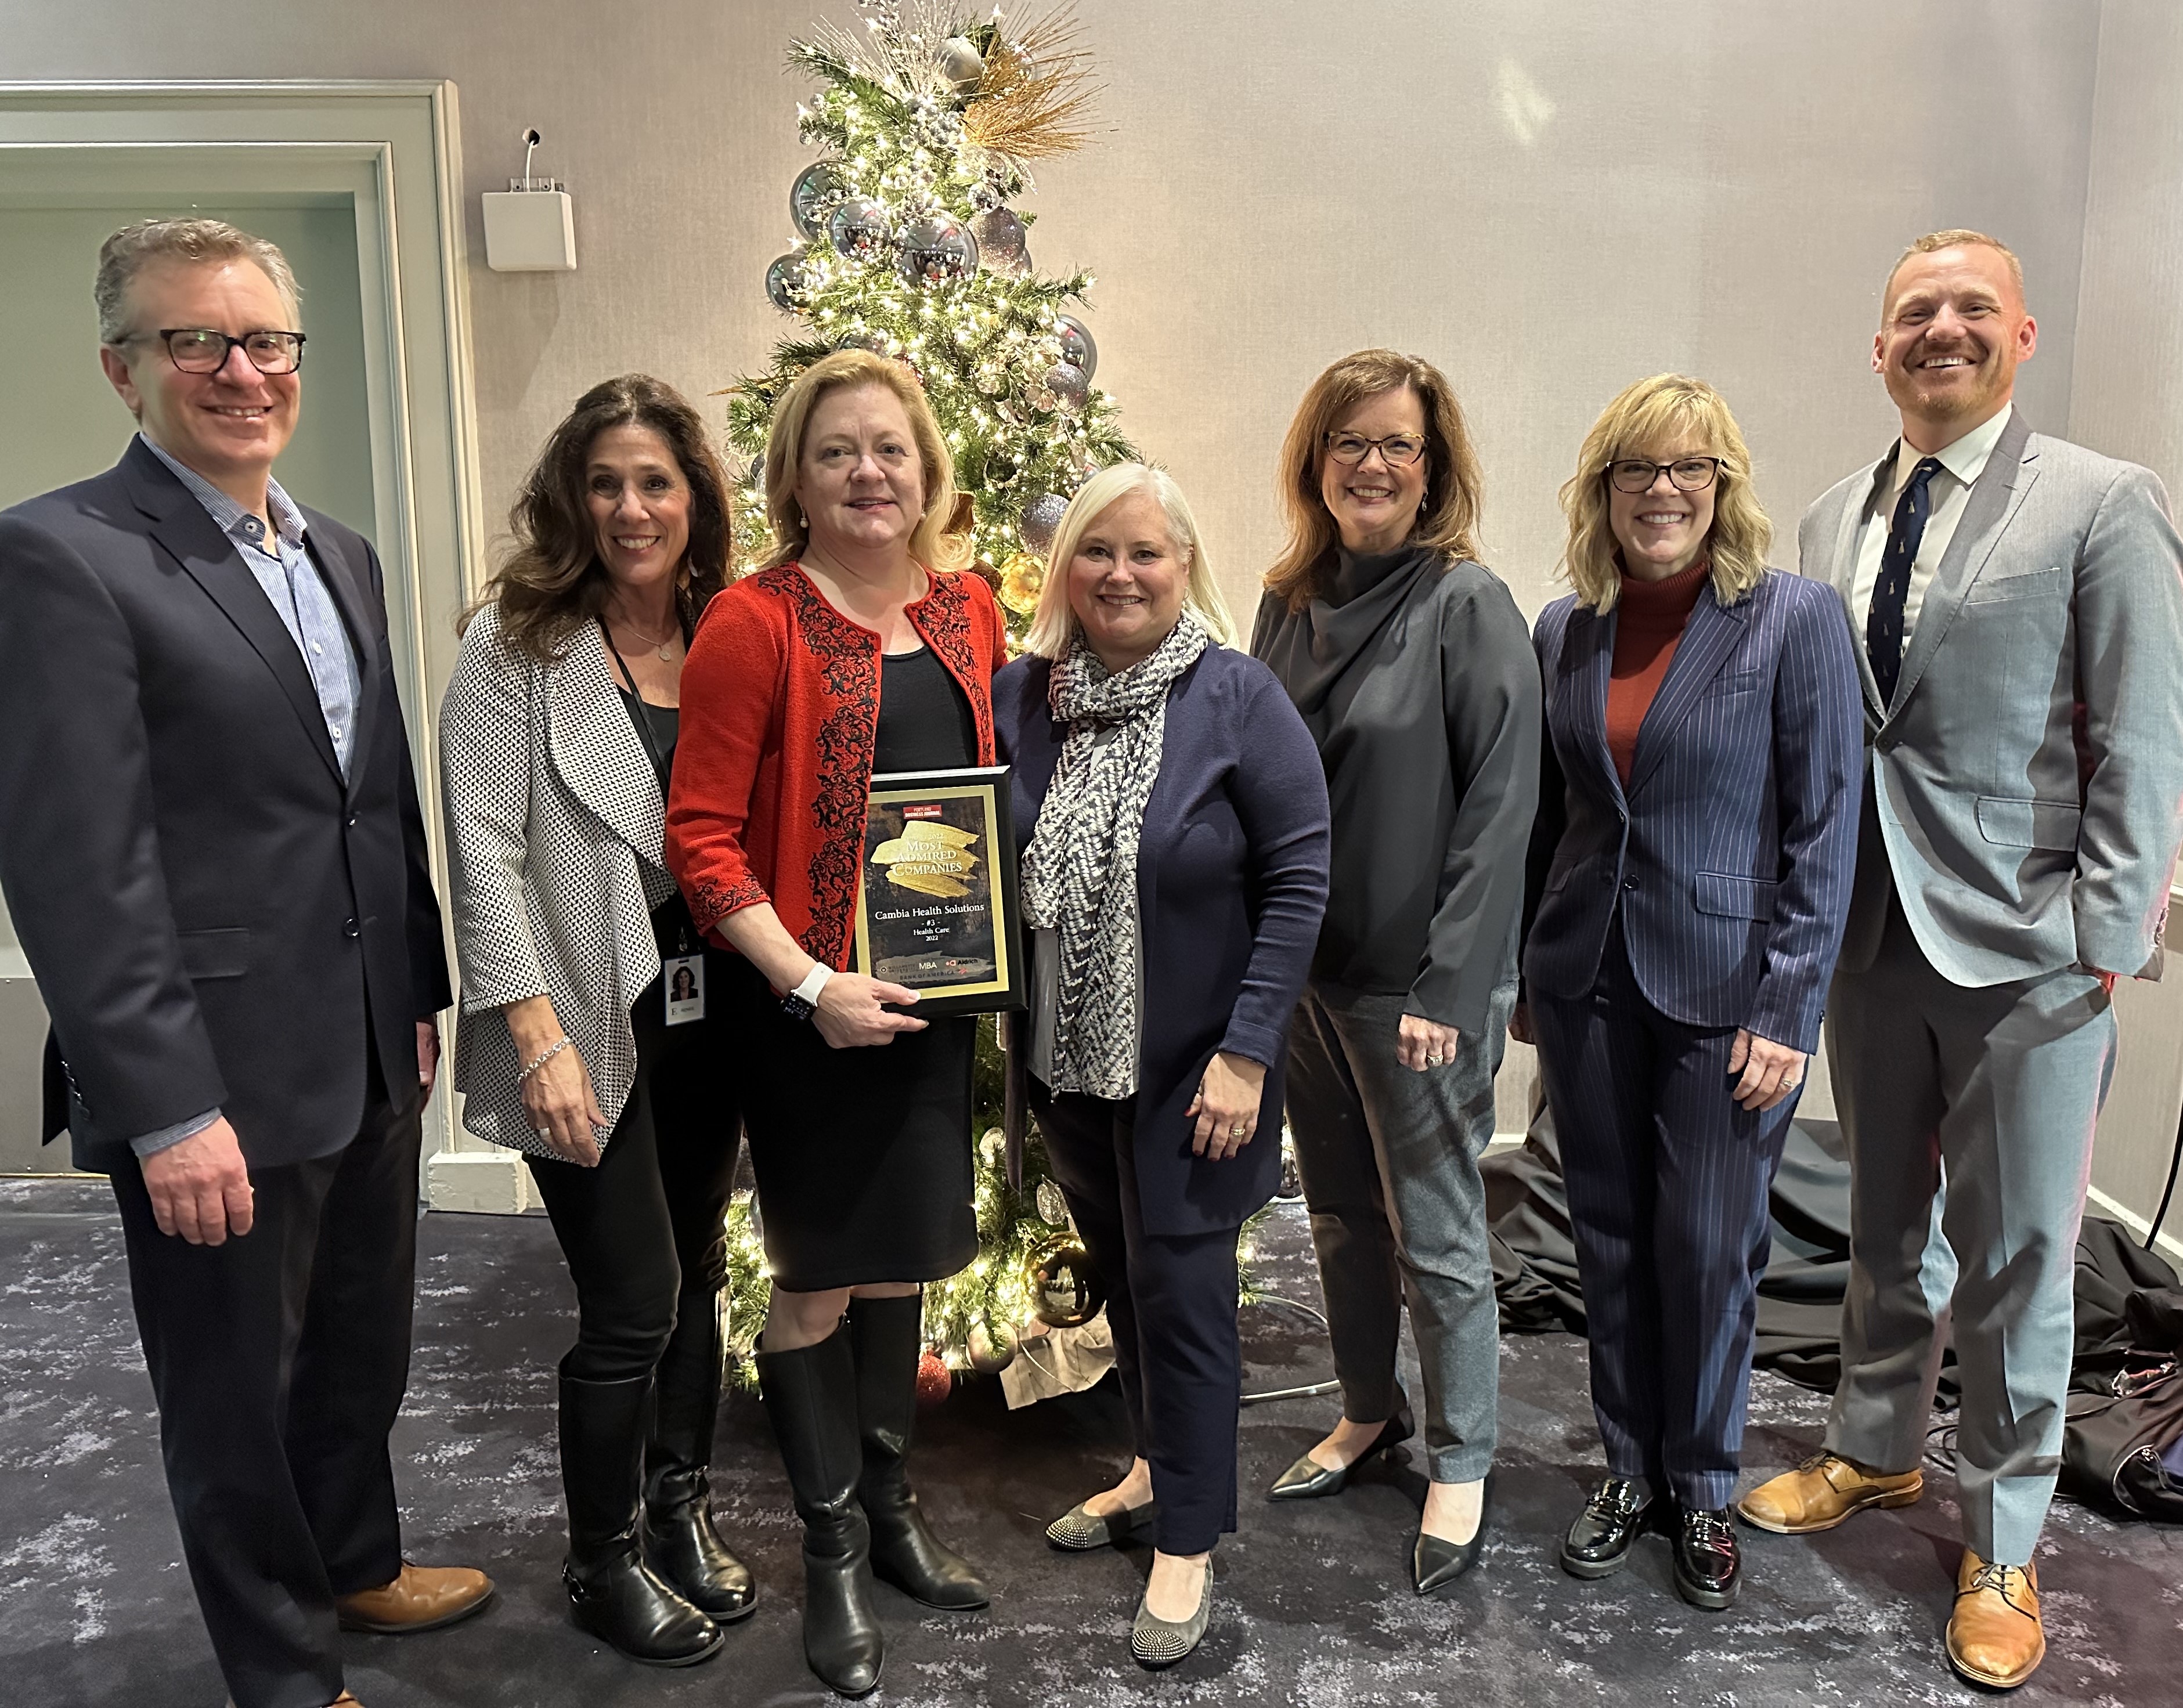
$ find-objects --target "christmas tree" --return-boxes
[720,1,1142,1395]
[724,0,1136,630]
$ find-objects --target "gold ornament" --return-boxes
[998,551,1045,616]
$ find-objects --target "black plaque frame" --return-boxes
[851,764,1023,1015]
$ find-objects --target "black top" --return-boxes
[874,645,977,774]
[1250,543,1542,1032]
[614,685,680,795]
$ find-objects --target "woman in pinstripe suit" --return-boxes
[1520,374,1861,1610]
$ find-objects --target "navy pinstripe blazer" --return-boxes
[1522,568,1861,1052]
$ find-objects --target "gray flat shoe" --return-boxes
[1046,1497,1158,1551]
[1131,1558,1214,1669]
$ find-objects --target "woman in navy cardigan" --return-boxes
[994,464,1329,1669]
[1522,375,1861,1612]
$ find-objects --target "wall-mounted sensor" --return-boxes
[483,128,576,272]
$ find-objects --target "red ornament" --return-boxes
[916,1348,953,1408]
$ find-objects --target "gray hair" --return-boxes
[95,218,302,345]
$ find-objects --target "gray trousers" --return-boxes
[1286,977,1515,1484]
[1823,897,2116,1565]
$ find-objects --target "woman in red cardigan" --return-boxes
[667,349,1009,1698]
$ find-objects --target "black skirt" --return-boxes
[728,958,977,1291]
[733,643,981,1291]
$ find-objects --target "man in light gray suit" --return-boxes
[1737,230,2183,1690]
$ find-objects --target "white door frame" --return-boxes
[0,81,529,1211]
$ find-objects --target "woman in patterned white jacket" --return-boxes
[439,374,749,1670]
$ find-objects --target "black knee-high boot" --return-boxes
[643,1291,757,1622]
[757,1326,885,1698]
[559,1372,724,1666]
[846,1293,990,1610]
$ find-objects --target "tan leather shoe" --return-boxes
[335,1561,495,1634]
[1734,1452,1922,1534]
[1947,1550,2045,1689]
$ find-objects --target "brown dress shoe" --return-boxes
[1947,1550,2045,1689]
[1734,1452,1922,1534]
[335,1561,496,1634]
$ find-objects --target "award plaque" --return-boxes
[851,765,1023,1015]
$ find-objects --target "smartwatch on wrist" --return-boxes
[781,962,832,1021]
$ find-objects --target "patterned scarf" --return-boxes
[1020,613,1210,1098]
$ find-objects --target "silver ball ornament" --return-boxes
[895,215,979,287]
[1055,314,1096,379]
[966,1321,1017,1374]
[789,162,847,241]
[827,197,893,262]
[1019,492,1069,557]
[970,207,1030,274]
[938,35,986,94]
[1036,360,1090,414]
[764,248,810,313]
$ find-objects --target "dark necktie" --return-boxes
[1866,455,1943,706]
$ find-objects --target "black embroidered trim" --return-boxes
[769,568,879,969]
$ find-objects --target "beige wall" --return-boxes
[5,0,2180,1228]
[0,0,2103,623]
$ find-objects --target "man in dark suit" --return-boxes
[0,219,491,1708]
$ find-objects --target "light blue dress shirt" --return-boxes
[129,435,367,1157]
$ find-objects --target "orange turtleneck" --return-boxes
[1606,556,1711,784]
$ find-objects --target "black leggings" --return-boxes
[528,966,742,1383]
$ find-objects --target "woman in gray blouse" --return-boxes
[1251,348,1541,1594]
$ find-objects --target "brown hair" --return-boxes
[95,217,302,345]
[1264,348,1485,611]
[1883,228,2025,314]
[1557,374,1771,614]
[466,374,733,660]
[758,349,969,574]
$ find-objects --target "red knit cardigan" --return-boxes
[666,562,1011,972]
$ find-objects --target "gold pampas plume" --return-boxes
[964,5,1099,161]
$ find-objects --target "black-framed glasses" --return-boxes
[1607,456,1720,494]
[122,327,308,375]
[1325,429,1427,468]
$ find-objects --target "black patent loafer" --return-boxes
[1673,1505,1741,1610]
[1561,1476,1654,1580]
[1267,1411,1415,1501]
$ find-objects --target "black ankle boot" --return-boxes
[643,1291,756,1623]
[847,1293,990,1610]
[757,1327,885,1698]
[558,1372,724,1666]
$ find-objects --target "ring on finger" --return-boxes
[1228,1123,1247,1138]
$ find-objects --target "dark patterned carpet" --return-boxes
[1,1175,2177,1707]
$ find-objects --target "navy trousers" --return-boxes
[1030,1083,1243,1556]
[1531,919,1797,1511]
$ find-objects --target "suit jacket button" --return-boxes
[343,917,360,939]
[1623,879,1639,891]
[346,814,359,828]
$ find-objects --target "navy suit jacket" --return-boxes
[0,438,450,1171]
[994,644,1330,1236]
[1523,568,1861,1052]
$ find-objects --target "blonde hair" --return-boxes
[1558,374,1771,613]
[95,217,302,345]
[759,349,969,573]
[1022,463,1236,660]
[1884,228,2025,313]
[1264,348,1485,611]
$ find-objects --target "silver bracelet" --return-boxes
[518,1036,572,1082]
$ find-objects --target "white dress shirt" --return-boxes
[1850,403,2014,643]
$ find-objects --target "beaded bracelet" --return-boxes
[518,1037,572,1082]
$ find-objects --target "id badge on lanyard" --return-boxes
[665,953,704,1025]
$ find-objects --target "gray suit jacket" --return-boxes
[1798,407,2183,987]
